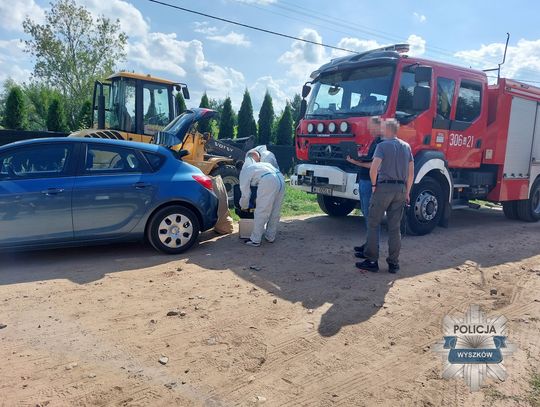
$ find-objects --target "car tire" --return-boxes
[516,178,540,222]
[406,176,444,235]
[147,205,201,254]
[502,200,519,220]
[317,194,357,217]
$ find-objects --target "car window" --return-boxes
[0,144,71,180]
[142,152,166,171]
[84,145,145,174]
[455,81,482,122]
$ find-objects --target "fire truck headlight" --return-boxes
[340,121,349,133]
[328,122,336,133]
[307,123,314,133]
[317,122,325,133]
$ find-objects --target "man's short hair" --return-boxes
[383,118,399,134]
[248,150,260,160]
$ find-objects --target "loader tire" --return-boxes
[211,165,239,206]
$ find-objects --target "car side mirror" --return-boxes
[413,85,431,111]
[415,66,432,84]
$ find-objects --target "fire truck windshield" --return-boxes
[306,65,395,119]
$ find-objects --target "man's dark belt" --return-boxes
[378,180,405,184]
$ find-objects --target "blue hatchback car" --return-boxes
[0,138,218,254]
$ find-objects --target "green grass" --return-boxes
[529,372,540,406]
[231,184,322,221]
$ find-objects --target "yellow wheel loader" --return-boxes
[70,72,253,199]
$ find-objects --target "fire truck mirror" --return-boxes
[302,84,311,98]
[413,85,431,111]
[415,66,432,84]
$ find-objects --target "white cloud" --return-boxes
[0,0,44,32]
[413,12,426,23]
[126,32,246,104]
[454,38,540,80]
[0,40,32,83]
[193,22,218,35]
[407,34,426,56]
[331,38,381,58]
[249,76,290,113]
[80,0,149,38]
[207,32,251,47]
[278,29,327,81]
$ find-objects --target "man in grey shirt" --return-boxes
[356,118,414,273]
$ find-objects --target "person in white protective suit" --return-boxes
[244,145,279,170]
[239,151,285,247]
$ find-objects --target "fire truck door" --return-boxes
[446,80,484,168]
[432,77,454,154]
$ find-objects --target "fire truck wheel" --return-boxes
[516,178,540,222]
[317,195,357,217]
[211,165,239,207]
[502,201,519,220]
[407,176,444,235]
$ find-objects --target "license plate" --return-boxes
[312,186,333,195]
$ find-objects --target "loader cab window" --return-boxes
[109,78,136,133]
[143,82,171,136]
[455,81,481,122]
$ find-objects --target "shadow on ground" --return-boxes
[1,207,539,337]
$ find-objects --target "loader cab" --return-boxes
[92,72,189,142]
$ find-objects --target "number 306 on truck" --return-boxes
[290,44,540,235]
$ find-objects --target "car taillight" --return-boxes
[192,174,213,190]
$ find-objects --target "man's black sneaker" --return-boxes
[354,245,364,252]
[355,260,379,272]
[354,251,367,259]
[388,263,400,274]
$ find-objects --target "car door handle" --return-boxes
[41,188,65,196]
[133,182,151,189]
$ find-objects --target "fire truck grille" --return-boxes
[308,144,345,161]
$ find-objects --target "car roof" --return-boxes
[0,137,171,154]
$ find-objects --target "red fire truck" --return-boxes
[290,44,540,235]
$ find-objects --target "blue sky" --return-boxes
[1,0,539,112]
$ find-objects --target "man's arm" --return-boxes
[346,156,371,168]
[406,161,414,204]
[370,157,382,190]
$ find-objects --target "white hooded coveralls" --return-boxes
[239,162,285,244]
[244,145,280,170]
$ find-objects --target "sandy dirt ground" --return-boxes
[1,208,539,407]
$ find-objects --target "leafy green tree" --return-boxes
[77,100,93,129]
[23,0,127,129]
[218,97,235,140]
[24,82,63,130]
[0,79,17,126]
[290,93,302,128]
[198,92,211,133]
[258,91,274,144]
[175,93,187,115]
[47,97,69,132]
[3,86,28,130]
[276,103,294,145]
[237,89,257,139]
